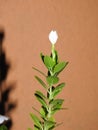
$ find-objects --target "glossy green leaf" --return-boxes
[35,94,48,109]
[52,83,65,98]
[54,62,69,75]
[46,76,59,86]
[40,107,45,118]
[35,91,46,99]
[40,106,48,119]
[30,113,42,129]
[44,56,55,69]
[35,76,47,89]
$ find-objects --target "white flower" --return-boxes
[49,30,58,44]
[0,115,9,124]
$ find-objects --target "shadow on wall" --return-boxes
[0,28,17,129]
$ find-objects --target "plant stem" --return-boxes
[52,44,55,61]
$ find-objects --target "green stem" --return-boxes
[52,44,55,61]
[49,86,52,100]
[47,86,52,119]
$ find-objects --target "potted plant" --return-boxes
[28,30,68,130]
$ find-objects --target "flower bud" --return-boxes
[49,30,58,44]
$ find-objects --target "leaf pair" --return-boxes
[41,52,68,76]
[46,76,59,86]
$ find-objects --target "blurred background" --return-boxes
[0,0,98,130]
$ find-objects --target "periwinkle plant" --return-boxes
[29,31,68,130]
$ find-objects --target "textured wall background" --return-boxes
[0,0,98,130]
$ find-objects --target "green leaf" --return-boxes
[51,107,68,115]
[40,106,48,119]
[40,107,45,118]
[30,113,42,129]
[32,67,46,77]
[0,125,8,130]
[44,121,56,130]
[52,83,65,98]
[50,99,64,110]
[35,76,47,89]
[35,91,46,100]
[46,76,59,86]
[44,56,55,69]
[54,62,69,75]
[35,94,48,109]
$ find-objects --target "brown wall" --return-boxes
[0,0,98,130]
